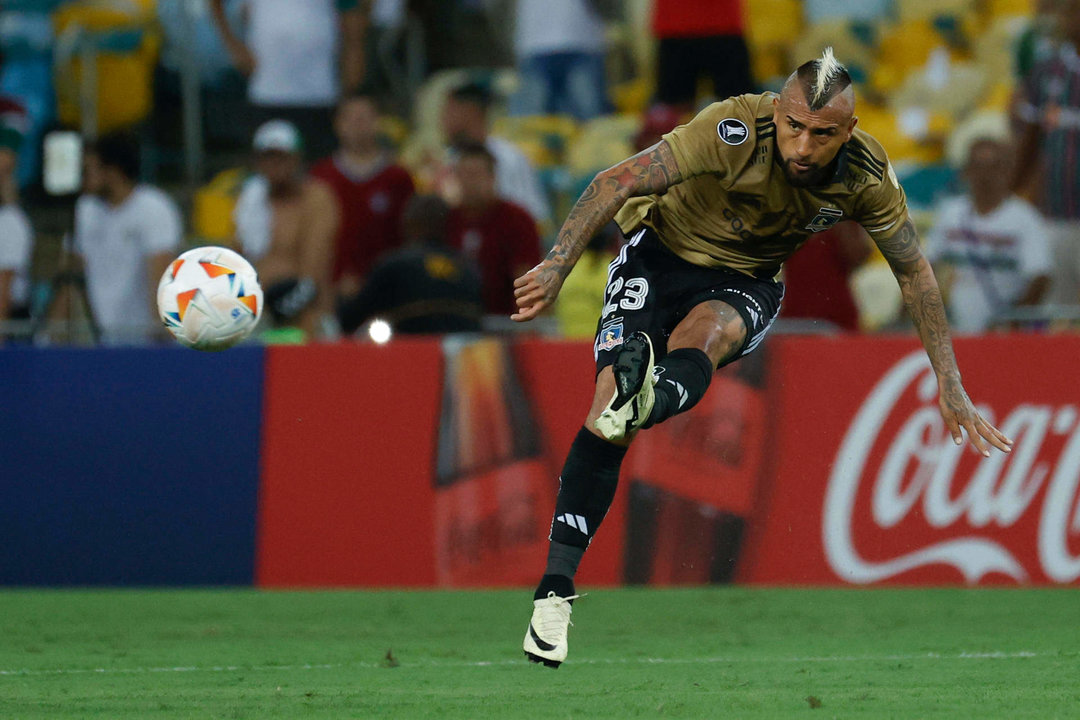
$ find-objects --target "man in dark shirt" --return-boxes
[338,195,482,335]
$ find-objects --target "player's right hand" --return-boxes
[511,260,564,322]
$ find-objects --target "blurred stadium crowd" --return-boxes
[0,0,1078,345]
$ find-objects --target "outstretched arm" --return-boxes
[876,217,1013,456]
[511,140,683,321]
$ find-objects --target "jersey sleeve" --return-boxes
[854,161,909,244]
[661,95,759,181]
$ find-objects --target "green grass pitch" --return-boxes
[0,587,1077,718]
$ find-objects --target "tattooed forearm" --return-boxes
[880,219,962,387]
[543,141,683,281]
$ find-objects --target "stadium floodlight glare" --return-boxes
[368,319,392,344]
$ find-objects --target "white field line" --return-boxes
[0,651,1051,677]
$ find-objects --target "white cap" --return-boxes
[253,120,302,153]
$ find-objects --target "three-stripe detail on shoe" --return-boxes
[528,624,558,652]
[556,513,589,534]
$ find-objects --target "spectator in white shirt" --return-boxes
[210,0,367,160]
[75,133,182,345]
[927,136,1052,334]
[439,82,551,227]
[0,109,32,331]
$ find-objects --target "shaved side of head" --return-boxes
[782,47,855,114]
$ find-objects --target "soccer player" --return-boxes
[512,49,1014,668]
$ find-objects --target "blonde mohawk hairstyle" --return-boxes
[794,46,852,111]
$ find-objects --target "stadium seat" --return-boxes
[52,0,160,134]
[791,19,876,71]
[896,0,975,23]
[895,163,958,209]
[491,114,580,168]
[982,0,1035,20]
[565,114,638,176]
[192,167,245,244]
[745,0,802,48]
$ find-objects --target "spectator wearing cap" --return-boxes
[74,132,182,345]
[234,120,339,338]
[310,92,415,299]
[1015,0,1080,305]
[446,143,541,316]
[0,103,33,331]
[337,194,483,336]
[210,0,367,161]
[439,82,551,226]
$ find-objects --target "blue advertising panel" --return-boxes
[0,346,263,585]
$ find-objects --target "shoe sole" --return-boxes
[525,651,561,668]
[595,333,654,439]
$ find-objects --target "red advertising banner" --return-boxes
[257,341,443,586]
[740,334,1080,586]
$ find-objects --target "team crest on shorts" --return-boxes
[717,119,749,145]
[597,323,625,352]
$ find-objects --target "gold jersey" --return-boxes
[614,93,908,279]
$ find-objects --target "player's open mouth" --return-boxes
[792,161,813,171]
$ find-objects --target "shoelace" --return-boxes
[536,592,582,641]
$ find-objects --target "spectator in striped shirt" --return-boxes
[1015,0,1080,305]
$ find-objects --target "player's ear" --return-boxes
[846,115,858,140]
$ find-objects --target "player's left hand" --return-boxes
[511,260,565,322]
[938,377,1013,457]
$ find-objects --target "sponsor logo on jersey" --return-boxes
[717,118,749,145]
[805,207,844,232]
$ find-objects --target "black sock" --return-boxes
[535,427,628,597]
[544,540,586,578]
[534,573,576,601]
[643,348,714,428]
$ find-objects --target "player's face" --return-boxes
[335,98,379,152]
[773,93,856,188]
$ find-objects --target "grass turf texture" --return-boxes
[0,588,1077,719]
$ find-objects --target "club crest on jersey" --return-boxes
[717,118,748,145]
[805,207,844,232]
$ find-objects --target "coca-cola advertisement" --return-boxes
[739,335,1080,586]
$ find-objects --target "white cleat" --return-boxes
[594,332,656,441]
[523,592,580,668]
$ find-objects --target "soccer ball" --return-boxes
[157,246,263,351]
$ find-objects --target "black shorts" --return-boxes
[593,227,784,372]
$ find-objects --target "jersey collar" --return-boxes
[825,144,850,186]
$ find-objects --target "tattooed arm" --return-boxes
[877,217,1013,456]
[511,141,682,321]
